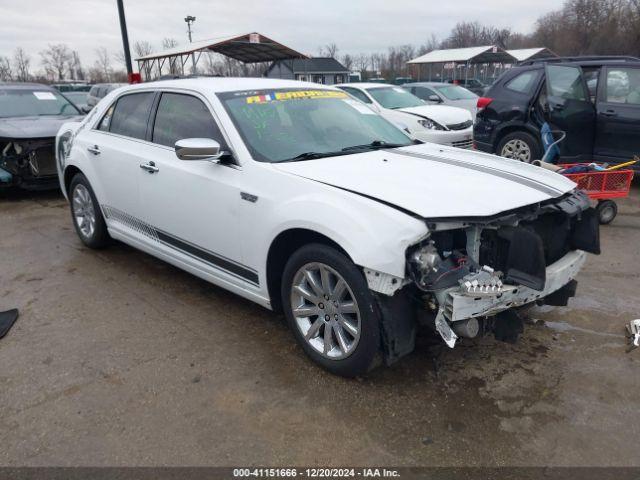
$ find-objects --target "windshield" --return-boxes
[367,87,425,109]
[434,85,477,100]
[0,88,80,118]
[219,89,412,163]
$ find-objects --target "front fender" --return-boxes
[263,190,428,279]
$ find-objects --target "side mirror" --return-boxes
[175,138,224,161]
[81,106,92,114]
[428,94,442,103]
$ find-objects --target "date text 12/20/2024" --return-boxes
[233,468,400,478]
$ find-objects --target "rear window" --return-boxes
[505,71,540,94]
[104,92,154,140]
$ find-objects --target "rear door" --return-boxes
[594,66,640,161]
[81,91,155,222]
[545,64,595,159]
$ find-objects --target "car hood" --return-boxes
[274,143,576,219]
[397,104,471,126]
[0,115,84,139]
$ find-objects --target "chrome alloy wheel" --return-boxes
[72,184,96,239]
[501,139,532,162]
[290,262,361,360]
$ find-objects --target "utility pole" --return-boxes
[116,0,134,81]
[185,15,196,74]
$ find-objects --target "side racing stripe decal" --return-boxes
[102,205,259,286]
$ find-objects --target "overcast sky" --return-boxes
[1,0,561,72]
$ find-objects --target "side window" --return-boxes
[417,87,437,99]
[506,71,540,94]
[546,65,587,101]
[341,87,372,104]
[97,103,115,131]
[606,68,640,105]
[89,86,98,97]
[108,92,155,140]
[152,93,224,148]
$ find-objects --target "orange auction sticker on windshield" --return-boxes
[246,90,347,104]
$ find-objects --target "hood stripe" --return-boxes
[394,149,563,197]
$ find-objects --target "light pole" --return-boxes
[117,0,133,80]
[185,15,196,74]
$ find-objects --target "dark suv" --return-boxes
[474,56,640,168]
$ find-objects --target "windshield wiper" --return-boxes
[279,151,346,163]
[341,140,408,152]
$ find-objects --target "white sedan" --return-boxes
[56,78,600,377]
[335,83,474,149]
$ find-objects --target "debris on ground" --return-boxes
[0,308,19,339]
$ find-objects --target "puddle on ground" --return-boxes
[543,320,625,339]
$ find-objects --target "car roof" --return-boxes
[0,82,55,91]
[403,82,449,87]
[119,77,341,94]
[335,82,395,89]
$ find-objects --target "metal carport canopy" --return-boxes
[506,48,557,62]
[407,45,516,65]
[135,32,308,64]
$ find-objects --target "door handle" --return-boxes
[87,145,100,155]
[139,161,159,173]
[602,110,617,117]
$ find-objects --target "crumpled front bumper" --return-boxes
[440,249,587,322]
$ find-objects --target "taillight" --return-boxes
[477,97,493,110]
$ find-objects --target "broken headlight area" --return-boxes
[403,190,600,348]
[0,139,58,187]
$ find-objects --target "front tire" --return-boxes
[281,243,381,377]
[497,131,542,163]
[69,173,110,248]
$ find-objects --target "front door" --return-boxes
[545,64,595,160]
[595,66,640,162]
[137,92,256,286]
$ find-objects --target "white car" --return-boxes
[336,83,474,149]
[56,78,600,377]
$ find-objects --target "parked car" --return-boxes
[393,77,413,85]
[336,83,473,148]
[402,82,478,115]
[63,91,90,113]
[56,78,600,376]
[448,78,487,96]
[0,83,83,190]
[474,56,640,167]
[52,83,92,93]
[86,83,127,109]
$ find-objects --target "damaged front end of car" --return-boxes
[0,138,59,189]
[375,189,600,364]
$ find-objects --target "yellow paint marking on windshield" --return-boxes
[246,90,348,104]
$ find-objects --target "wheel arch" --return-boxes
[63,165,83,197]
[266,228,352,313]
[493,123,541,151]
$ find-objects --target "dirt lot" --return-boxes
[0,184,639,467]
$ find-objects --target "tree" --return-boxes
[40,43,72,80]
[70,51,84,80]
[341,53,354,71]
[13,47,30,81]
[94,47,112,82]
[0,56,12,81]
[319,43,339,58]
[134,40,155,79]
[162,38,180,75]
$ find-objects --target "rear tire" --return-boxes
[281,243,381,377]
[497,131,542,163]
[69,173,110,248]
[596,200,617,225]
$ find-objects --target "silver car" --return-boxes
[403,82,478,116]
